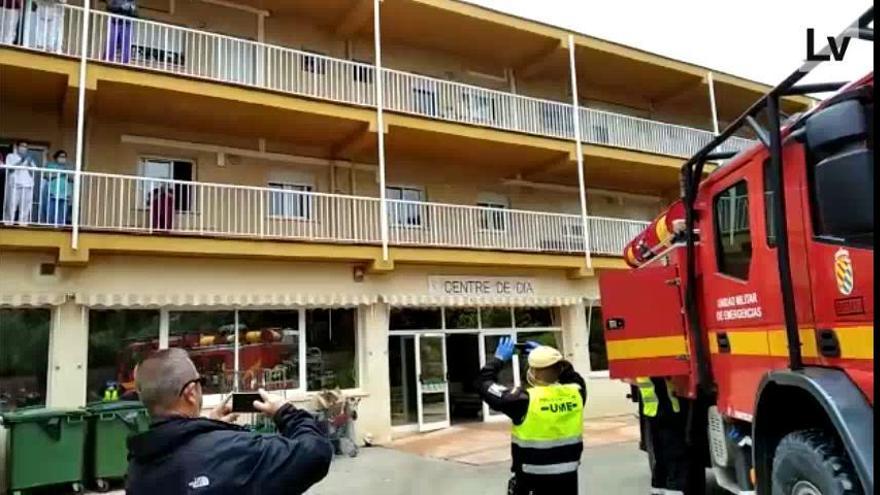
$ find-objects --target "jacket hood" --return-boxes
[128,417,246,462]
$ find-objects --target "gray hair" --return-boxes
[135,348,198,416]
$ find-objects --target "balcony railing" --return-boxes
[1,4,755,159]
[2,166,648,256]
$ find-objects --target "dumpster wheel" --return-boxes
[72,482,85,494]
[95,478,112,492]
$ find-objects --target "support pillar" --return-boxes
[356,301,391,445]
[708,71,721,135]
[561,303,590,378]
[47,301,88,408]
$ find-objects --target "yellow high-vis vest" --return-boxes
[635,377,680,417]
[511,383,584,476]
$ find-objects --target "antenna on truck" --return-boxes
[679,7,874,390]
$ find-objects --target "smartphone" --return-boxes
[231,392,262,413]
[514,342,529,354]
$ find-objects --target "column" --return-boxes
[47,301,88,408]
[707,71,721,135]
[355,301,392,445]
[373,0,390,261]
[71,0,92,250]
[560,303,590,377]
[568,34,592,269]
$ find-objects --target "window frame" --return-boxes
[476,201,509,232]
[267,181,314,220]
[713,179,753,281]
[137,156,196,212]
[387,185,426,228]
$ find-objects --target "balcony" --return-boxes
[1,166,648,257]
[1,4,755,160]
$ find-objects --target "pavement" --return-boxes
[79,414,724,495]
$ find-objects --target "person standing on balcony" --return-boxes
[28,0,66,52]
[39,149,72,226]
[0,0,23,45]
[104,0,137,63]
[2,140,37,226]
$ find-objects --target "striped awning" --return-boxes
[381,294,585,307]
[75,292,378,308]
[0,292,68,307]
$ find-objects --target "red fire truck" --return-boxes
[599,9,873,494]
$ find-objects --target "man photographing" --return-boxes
[476,337,587,495]
[126,348,333,494]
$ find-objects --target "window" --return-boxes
[480,307,512,328]
[587,305,607,372]
[237,310,300,391]
[714,181,752,279]
[305,309,357,391]
[413,79,438,116]
[387,186,425,227]
[390,308,442,330]
[87,310,160,403]
[268,182,313,219]
[763,160,777,248]
[301,51,327,74]
[514,307,557,328]
[352,62,373,84]
[139,158,194,212]
[444,308,478,329]
[0,309,51,412]
[478,202,508,231]
[463,92,497,124]
[168,311,237,395]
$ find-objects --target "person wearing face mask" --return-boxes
[126,348,333,495]
[0,0,23,45]
[40,149,72,226]
[476,338,587,495]
[3,140,37,225]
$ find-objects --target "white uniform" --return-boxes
[3,153,35,225]
[0,4,21,45]
[28,0,66,52]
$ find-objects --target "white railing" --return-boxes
[1,166,648,256]
[0,4,756,159]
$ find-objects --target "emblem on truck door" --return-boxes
[834,249,854,295]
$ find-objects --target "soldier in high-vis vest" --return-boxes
[476,337,586,495]
[635,376,690,495]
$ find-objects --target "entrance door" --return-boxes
[416,333,450,432]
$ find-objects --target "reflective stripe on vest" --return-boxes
[511,383,584,474]
[636,377,680,417]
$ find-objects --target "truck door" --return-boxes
[599,264,690,379]
[798,95,874,401]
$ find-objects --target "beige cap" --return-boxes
[527,345,563,368]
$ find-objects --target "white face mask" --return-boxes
[57,157,67,165]
[17,147,28,156]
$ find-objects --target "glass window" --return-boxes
[306,308,357,391]
[763,160,777,248]
[87,310,160,403]
[0,309,51,412]
[389,308,442,330]
[387,186,425,227]
[302,51,327,74]
[168,311,236,395]
[268,182,313,219]
[237,310,299,392]
[514,307,557,328]
[138,159,194,211]
[714,181,752,280]
[478,202,508,231]
[480,307,512,329]
[588,306,608,372]
[444,308,478,330]
[517,331,563,384]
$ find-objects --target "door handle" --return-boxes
[716,332,731,354]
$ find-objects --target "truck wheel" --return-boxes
[771,429,861,495]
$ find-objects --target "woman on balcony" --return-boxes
[0,0,23,45]
[104,0,137,63]
[39,150,72,226]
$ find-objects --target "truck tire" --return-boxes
[771,429,862,495]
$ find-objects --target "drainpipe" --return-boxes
[373,0,389,261]
[71,0,92,250]
[708,71,720,135]
[568,35,592,270]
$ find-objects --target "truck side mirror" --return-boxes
[805,99,874,239]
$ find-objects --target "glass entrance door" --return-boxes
[416,334,450,432]
[480,331,518,420]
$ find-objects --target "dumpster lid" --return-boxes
[85,400,146,413]
[1,406,88,424]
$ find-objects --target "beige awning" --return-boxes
[381,294,585,307]
[0,292,67,307]
[75,292,378,308]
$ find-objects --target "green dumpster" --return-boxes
[85,401,150,491]
[1,407,88,494]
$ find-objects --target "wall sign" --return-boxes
[428,276,537,297]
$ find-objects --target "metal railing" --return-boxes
[0,4,755,159]
[2,166,647,255]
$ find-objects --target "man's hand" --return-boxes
[207,395,239,423]
[494,336,515,362]
[253,388,288,418]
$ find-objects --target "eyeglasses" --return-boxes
[178,376,207,396]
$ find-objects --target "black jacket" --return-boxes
[126,404,333,495]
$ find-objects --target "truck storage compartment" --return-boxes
[598,264,691,379]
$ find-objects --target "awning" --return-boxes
[0,293,67,307]
[381,294,585,307]
[75,292,378,308]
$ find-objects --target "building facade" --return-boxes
[0,0,811,447]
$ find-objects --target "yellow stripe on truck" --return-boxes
[606,335,688,360]
[712,327,873,360]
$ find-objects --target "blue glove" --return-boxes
[524,341,541,354]
[494,337,515,362]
